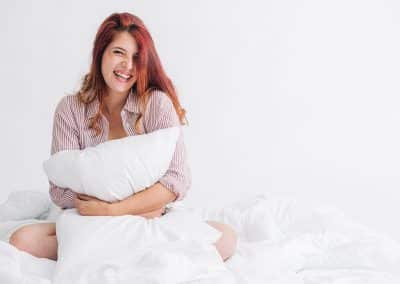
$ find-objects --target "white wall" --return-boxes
[1,1,399,241]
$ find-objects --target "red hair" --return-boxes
[78,12,187,135]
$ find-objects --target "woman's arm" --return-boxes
[75,91,191,217]
[108,182,176,216]
[49,96,80,209]
[106,90,191,215]
[74,191,169,218]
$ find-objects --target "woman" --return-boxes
[9,12,237,262]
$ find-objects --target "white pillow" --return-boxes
[43,126,180,202]
[52,208,224,284]
[0,190,51,222]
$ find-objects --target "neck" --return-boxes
[103,89,130,115]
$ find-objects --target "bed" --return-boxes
[0,191,399,284]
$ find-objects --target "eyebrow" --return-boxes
[112,46,127,52]
[112,46,138,56]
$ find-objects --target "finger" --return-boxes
[77,194,91,201]
[81,194,103,202]
[80,194,99,201]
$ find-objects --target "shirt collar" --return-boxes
[86,89,140,119]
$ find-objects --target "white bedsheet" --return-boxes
[1,193,399,284]
[52,206,225,284]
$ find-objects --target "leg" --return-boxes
[9,223,58,261]
[206,220,238,261]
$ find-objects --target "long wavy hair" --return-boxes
[77,12,187,135]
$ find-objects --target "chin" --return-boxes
[109,85,132,95]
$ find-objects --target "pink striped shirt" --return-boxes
[49,90,191,209]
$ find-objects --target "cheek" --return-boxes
[101,55,118,76]
[101,58,110,80]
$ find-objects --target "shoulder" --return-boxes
[146,89,174,111]
[143,89,180,131]
[54,94,83,117]
[53,95,84,128]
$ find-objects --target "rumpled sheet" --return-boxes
[52,205,226,284]
[1,193,400,283]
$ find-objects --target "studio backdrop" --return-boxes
[0,0,399,241]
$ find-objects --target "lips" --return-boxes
[113,70,132,82]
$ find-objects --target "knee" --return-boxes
[9,227,36,253]
[207,221,238,261]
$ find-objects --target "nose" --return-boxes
[121,58,134,71]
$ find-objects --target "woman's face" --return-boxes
[101,31,138,97]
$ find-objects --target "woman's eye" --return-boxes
[113,50,123,55]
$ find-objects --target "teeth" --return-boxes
[114,71,131,80]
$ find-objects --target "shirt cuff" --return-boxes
[158,176,188,202]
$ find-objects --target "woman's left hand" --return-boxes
[75,193,112,216]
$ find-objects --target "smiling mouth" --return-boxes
[113,71,133,81]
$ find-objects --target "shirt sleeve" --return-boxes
[143,90,192,202]
[48,96,80,209]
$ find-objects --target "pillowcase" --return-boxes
[0,190,51,222]
[43,126,179,202]
[52,208,225,284]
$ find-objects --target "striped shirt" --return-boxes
[49,90,191,209]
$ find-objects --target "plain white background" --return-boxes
[0,1,399,241]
